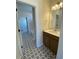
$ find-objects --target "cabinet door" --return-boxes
[43,32,50,49]
[43,36,50,48]
[50,36,59,55]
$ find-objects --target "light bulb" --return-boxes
[59,2,63,8]
[55,4,60,10]
[52,6,56,10]
[55,4,59,8]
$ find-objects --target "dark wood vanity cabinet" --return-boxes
[43,32,59,55]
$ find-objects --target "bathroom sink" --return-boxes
[44,29,60,37]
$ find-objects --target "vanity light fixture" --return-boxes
[52,2,63,10]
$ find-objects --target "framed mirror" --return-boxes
[52,8,62,31]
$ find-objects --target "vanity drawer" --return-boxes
[43,32,59,40]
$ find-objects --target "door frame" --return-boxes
[16,5,23,59]
[16,0,36,49]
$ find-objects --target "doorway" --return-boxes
[16,1,36,52]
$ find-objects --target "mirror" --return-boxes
[52,8,63,31]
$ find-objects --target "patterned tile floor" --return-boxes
[21,32,56,59]
[23,46,56,59]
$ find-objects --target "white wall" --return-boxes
[56,9,63,59]
[17,0,50,48]
[38,0,50,30]
[56,20,63,59]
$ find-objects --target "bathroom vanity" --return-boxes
[43,30,60,55]
[43,2,62,55]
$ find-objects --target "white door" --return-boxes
[16,7,23,59]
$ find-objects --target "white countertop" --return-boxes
[44,29,60,37]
